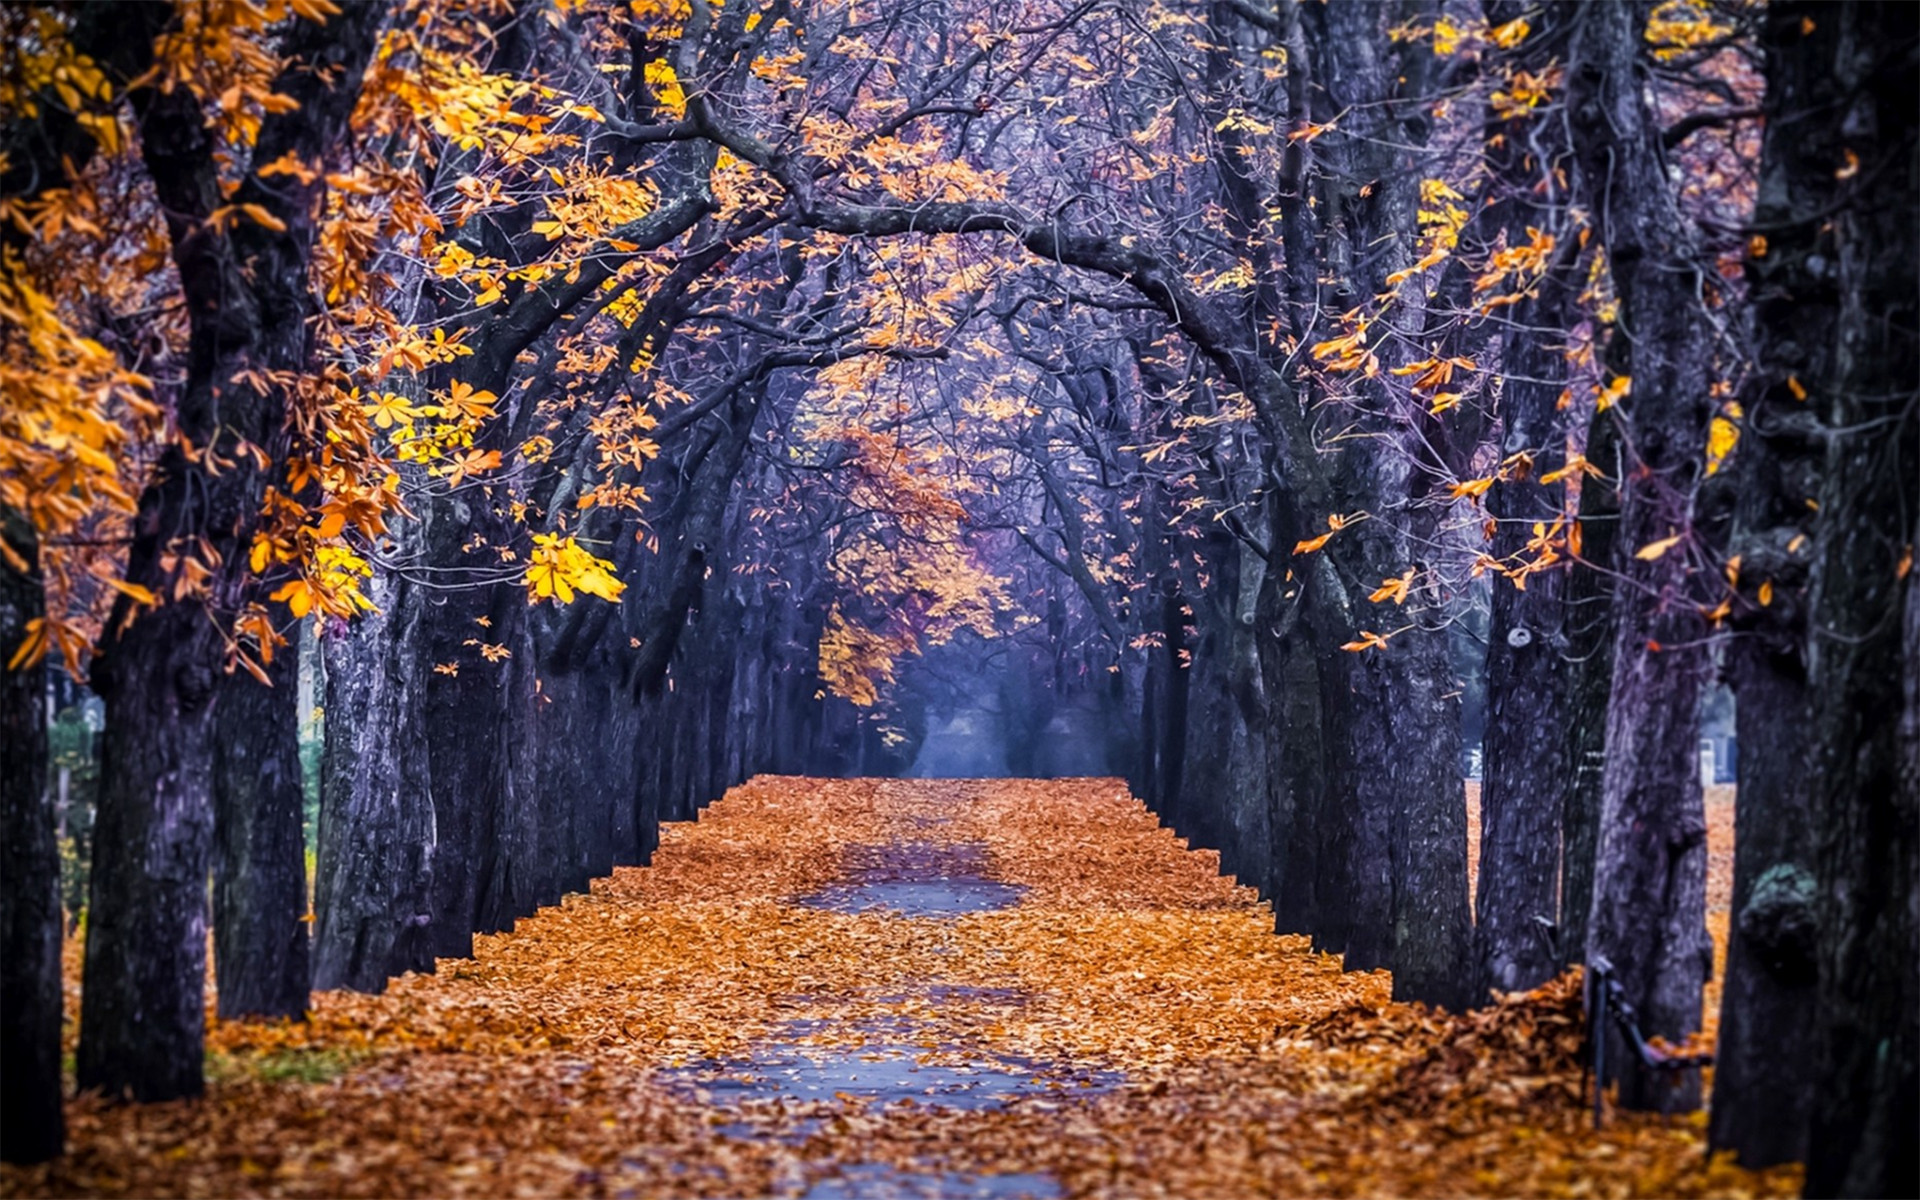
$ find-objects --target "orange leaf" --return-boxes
[1635,534,1683,561]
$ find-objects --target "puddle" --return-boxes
[796,842,1024,918]
[802,1164,1061,1199]
[654,836,1113,1193]
[662,1029,1102,1112]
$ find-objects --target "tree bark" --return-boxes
[1475,334,1577,997]
[212,652,311,1019]
[81,9,382,1094]
[1570,0,1716,1112]
[1256,550,1325,936]
[1559,412,1619,973]
[312,576,438,992]
[1,515,63,1162]
[1788,6,1920,1194]
[1472,0,1584,1002]
[1705,0,1850,1164]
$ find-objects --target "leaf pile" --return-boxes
[5,777,1798,1199]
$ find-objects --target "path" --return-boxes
[9,779,1794,1199]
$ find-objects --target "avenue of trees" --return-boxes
[1,0,1913,1194]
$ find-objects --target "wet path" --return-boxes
[657,810,1118,1197]
[6,779,1798,1200]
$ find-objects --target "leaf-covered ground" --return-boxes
[6,778,1793,1199]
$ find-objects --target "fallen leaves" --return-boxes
[6,778,1797,1200]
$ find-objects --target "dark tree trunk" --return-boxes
[1712,636,1816,1164]
[1475,347,1577,997]
[1,517,63,1163]
[313,577,438,992]
[1288,0,1471,1010]
[82,598,223,1101]
[1558,412,1619,972]
[212,653,311,1019]
[1569,0,1716,1112]
[1705,0,1854,1164]
[1307,542,1471,1008]
[1256,550,1325,936]
[0,0,175,1150]
[1472,0,1584,1003]
[79,6,382,1098]
[1783,6,1919,1195]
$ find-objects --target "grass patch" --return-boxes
[205,1046,366,1087]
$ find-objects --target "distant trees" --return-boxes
[1,0,1913,1190]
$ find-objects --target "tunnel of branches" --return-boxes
[1,0,1914,1191]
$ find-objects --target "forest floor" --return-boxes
[6,778,1789,1199]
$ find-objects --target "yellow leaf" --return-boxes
[270,578,313,618]
[1490,16,1530,47]
[104,577,158,605]
[1449,477,1495,500]
[1636,534,1683,561]
[1369,569,1415,606]
[1758,579,1774,606]
[7,618,48,671]
[1704,416,1739,475]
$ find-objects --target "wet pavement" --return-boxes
[794,841,1026,918]
[658,838,1111,1198]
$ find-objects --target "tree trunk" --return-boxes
[1471,0,1583,1002]
[1256,552,1325,936]
[1570,0,1716,1112]
[1788,6,1920,1194]
[81,598,222,1101]
[1559,411,1619,972]
[1475,369,1576,997]
[212,653,311,1019]
[1,516,63,1162]
[1705,0,1853,1163]
[78,2,382,1098]
[1712,634,1816,1164]
[312,571,438,992]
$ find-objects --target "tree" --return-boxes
[78,0,384,1100]
[1720,3,1918,1191]
[1569,0,1720,1112]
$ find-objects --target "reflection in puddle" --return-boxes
[795,841,1025,918]
[802,1163,1061,1199]
[656,839,1109,1199]
[660,1014,1118,1113]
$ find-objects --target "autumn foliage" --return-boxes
[1,0,1914,1190]
[4,778,1796,1199]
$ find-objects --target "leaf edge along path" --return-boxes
[5,778,1795,1199]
